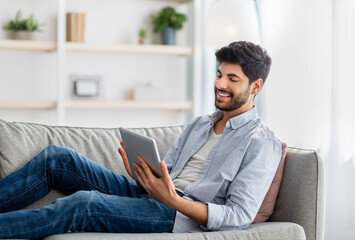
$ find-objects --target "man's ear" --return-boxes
[251,78,263,95]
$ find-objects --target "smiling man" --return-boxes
[0,41,281,238]
[132,41,281,232]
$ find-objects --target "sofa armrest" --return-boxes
[269,147,325,240]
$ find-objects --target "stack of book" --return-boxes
[66,13,86,42]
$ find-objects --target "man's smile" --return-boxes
[216,89,232,100]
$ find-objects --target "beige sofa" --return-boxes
[0,119,325,240]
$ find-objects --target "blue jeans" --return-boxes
[0,145,176,239]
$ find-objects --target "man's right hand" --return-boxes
[118,141,133,179]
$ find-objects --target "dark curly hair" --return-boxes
[215,41,272,85]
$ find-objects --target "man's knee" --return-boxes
[44,145,71,155]
[69,190,95,202]
[42,145,76,166]
[54,190,97,210]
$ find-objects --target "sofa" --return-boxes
[0,119,325,240]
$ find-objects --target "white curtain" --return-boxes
[261,0,355,239]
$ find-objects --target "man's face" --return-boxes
[214,62,252,112]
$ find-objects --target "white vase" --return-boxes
[7,30,35,40]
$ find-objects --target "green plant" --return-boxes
[139,28,147,38]
[152,6,187,33]
[3,9,44,32]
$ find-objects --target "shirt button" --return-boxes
[191,150,195,153]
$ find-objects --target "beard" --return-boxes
[215,86,251,111]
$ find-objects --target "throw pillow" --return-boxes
[252,142,287,223]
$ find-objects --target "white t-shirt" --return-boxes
[173,128,222,193]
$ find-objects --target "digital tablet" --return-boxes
[119,127,162,181]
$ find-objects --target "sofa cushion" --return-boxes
[253,142,287,223]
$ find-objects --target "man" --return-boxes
[0,41,281,238]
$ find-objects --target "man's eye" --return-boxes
[230,79,238,82]
[217,75,222,78]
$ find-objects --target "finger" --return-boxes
[138,156,154,178]
[120,141,126,151]
[160,161,170,180]
[123,158,132,176]
[160,162,175,190]
[135,170,147,190]
[118,147,126,159]
[134,162,148,183]
[118,148,132,177]
[118,148,125,160]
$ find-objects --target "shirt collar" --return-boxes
[209,107,258,130]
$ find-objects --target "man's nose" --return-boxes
[216,76,228,89]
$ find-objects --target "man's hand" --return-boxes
[134,156,180,209]
[134,156,208,226]
[117,141,133,179]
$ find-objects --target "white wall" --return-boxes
[261,1,355,239]
[0,0,191,128]
[261,0,332,151]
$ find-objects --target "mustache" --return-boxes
[215,88,233,95]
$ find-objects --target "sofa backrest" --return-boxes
[269,147,325,240]
[0,119,185,180]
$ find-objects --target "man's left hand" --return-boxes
[133,156,180,209]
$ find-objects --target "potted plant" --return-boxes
[152,6,187,45]
[138,28,147,45]
[3,9,44,40]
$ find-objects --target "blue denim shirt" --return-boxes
[165,108,282,232]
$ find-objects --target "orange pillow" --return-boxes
[252,142,287,223]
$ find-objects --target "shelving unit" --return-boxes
[0,0,202,126]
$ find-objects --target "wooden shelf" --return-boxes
[66,42,193,56]
[0,100,57,110]
[0,40,56,52]
[66,100,193,110]
[0,40,193,56]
